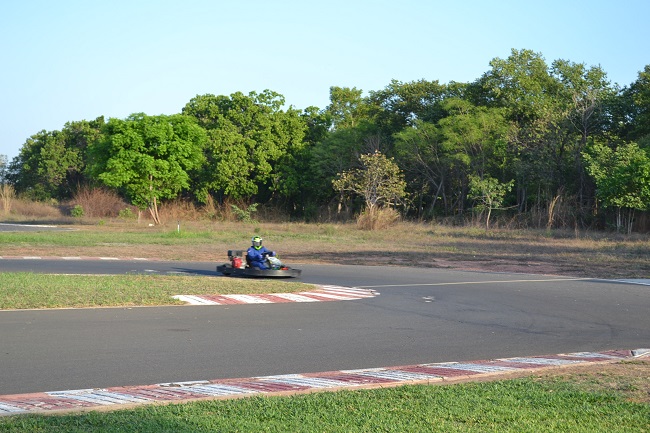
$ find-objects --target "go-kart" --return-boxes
[216,249,301,278]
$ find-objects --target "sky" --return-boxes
[1,0,649,163]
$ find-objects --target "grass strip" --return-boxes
[0,378,648,432]
[0,273,312,309]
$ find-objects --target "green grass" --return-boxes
[0,273,312,309]
[0,379,647,432]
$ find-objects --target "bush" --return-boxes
[118,207,135,219]
[357,207,400,230]
[231,203,258,223]
[71,186,130,218]
[70,204,84,218]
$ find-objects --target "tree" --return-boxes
[551,60,614,205]
[332,151,407,215]
[87,113,206,224]
[0,154,13,216]
[468,175,514,230]
[6,118,104,201]
[620,65,650,144]
[394,120,448,218]
[0,154,7,183]
[326,86,369,130]
[182,91,306,203]
[367,79,450,135]
[7,130,81,200]
[583,142,650,233]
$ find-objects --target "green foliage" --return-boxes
[86,113,207,224]
[327,86,369,130]
[70,204,84,218]
[230,203,258,223]
[118,207,135,219]
[583,142,650,232]
[468,175,515,230]
[621,65,650,142]
[333,151,407,212]
[583,142,650,211]
[6,118,103,200]
[4,53,650,231]
[182,91,306,202]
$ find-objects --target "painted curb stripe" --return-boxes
[172,286,378,306]
[0,349,647,416]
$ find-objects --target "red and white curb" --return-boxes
[172,286,378,305]
[1,349,647,416]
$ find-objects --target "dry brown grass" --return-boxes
[6,198,66,219]
[356,207,401,230]
[1,217,648,279]
[1,198,649,279]
[70,186,134,218]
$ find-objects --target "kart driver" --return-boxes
[247,236,276,270]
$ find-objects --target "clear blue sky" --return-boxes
[1,0,649,162]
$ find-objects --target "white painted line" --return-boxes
[187,385,256,396]
[616,279,650,286]
[500,357,583,366]
[356,370,441,381]
[303,292,358,300]
[172,295,219,305]
[223,295,273,304]
[357,278,590,289]
[0,223,57,228]
[157,380,210,387]
[261,376,350,388]
[321,288,375,297]
[23,256,42,260]
[564,352,622,359]
[272,293,320,302]
[99,257,119,260]
[426,363,516,373]
[0,403,25,413]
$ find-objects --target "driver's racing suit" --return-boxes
[247,246,275,270]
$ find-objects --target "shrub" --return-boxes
[231,203,258,223]
[357,207,400,230]
[71,186,130,218]
[70,204,84,218]
[118,207,135,219]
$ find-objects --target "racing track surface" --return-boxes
[0,258,648,395]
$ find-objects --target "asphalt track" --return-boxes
[1,254,649,405]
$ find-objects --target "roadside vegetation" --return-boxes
[2,50,650,234]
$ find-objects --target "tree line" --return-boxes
[2,49,650,231]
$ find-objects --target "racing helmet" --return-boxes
[251,236,263,249]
